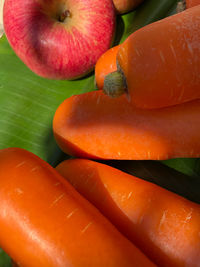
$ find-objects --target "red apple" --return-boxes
[3,0,116,79]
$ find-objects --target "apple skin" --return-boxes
[3,0,116,80]
[113,0,144,14]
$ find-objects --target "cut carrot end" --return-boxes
[103,71,126,98]
[177,0,186,12]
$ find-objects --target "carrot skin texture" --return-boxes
[0,148,155,267]
[53,90,200,160]
[95,45,120,90]
[116,5,200,109]
[56,159,200,267]
[186,0,200,8]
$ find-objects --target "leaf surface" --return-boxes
[0,35,95,162]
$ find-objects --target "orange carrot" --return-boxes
[103,5,200,109]
[177,0,200,12]
[95,45,120,90]
[186,0,200,8]
[113,0,144,14]
[0,147,155,267]
[56,158,200,267]
[53,90,200,160]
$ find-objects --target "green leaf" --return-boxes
[0,35,95,162]
[162,158,200,178]
[0,249,11,267]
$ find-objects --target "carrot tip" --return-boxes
[103,71,126,98]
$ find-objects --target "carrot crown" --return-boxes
[103,71,127,98]
[177,0,186,13]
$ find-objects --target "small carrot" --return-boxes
[113,0,144,14]
[53,90,200,160]
[56,158,200,267]
[0,147,155,267]
[95,45,120,90]
[103,5,200,109]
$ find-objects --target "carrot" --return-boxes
[56,158,200,267]
[95,45,120,90]
[177,0,200,12]
[186,0,200,8]
[53,90,200,160]
[103,5,200,109]
[0,147,155,267]
[113,0,144,14]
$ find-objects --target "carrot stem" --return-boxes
[176,0,186,12]
[103,71,126,97]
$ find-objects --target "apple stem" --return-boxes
[59,10,71,22]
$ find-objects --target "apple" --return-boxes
[113,0,144,14]
[3,0,116,80]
